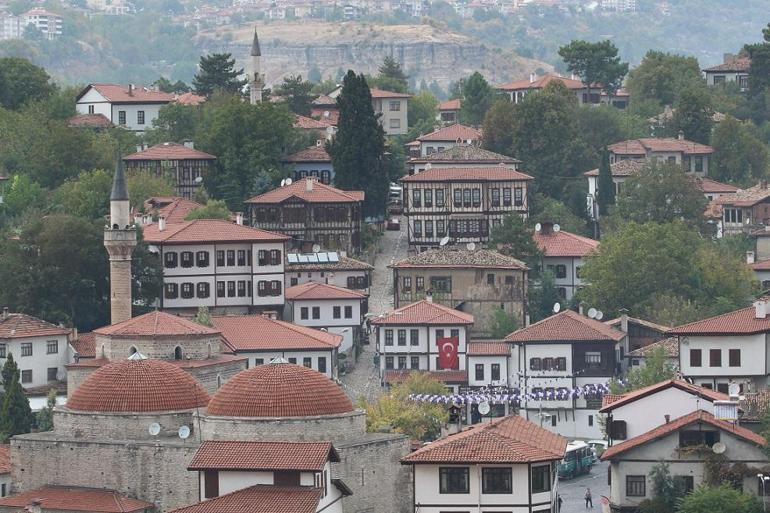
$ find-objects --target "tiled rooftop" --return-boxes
[212,315,341,351]
[400,165,533,182]
[93,310,220,337]
[142,219,289,244]
[416,123,482,142]
[123,142,216,161]
[246,178,364,204]
[505,310,625,343]
[189,441,336,471]
[391,249,527,270]
[0,486,153,513]
[0,312,70,339]
[372,300,474,326]
[285,281,367,300]
[168,485,322,513]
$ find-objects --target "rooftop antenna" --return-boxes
[148,422,161,436]
[553,302,561,313]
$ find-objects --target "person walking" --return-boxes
[585,488,593,508]
[557,494,563,512]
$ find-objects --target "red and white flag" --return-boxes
[437,336,459,370]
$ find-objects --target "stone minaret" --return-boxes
[249,28,264,105]
[104,158,137,325]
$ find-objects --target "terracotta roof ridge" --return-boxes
[668,305,757,333]
[271,318,341,347]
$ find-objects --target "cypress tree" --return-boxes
[0,363,33,442]
[327,71,387,219]
[597,147,615,215]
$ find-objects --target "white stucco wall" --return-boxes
[378,325,468,374]
[2,334,70,389]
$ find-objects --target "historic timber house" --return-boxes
[400,165,533,250]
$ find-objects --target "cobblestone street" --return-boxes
[340,221,407,403]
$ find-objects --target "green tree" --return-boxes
[575,105,648,153]
[529,270,562,322]
[490,308,519,339]
[145,103,200,144]
[371,56,408,93]
[2,353,18,391]
[132,228,164,312]
[637,462,686,513]
[193,305,213,327]
[274,74,314,116]
[53,169,113,219]
[529,193,587,236]
[459,72,495,126]
[611,162,708,229]
[192,53,247,97]
[360,372,449,440]
[710,116,770,184]
[184,199,231,220]
[668,87,714,144]
[558,40,629,96]
[626,51,705,106]
[36,388,57,432]
[0,358,33,442]
[610,346,676,393]
[677,485,762,513]
[490,214,542,267]
[597,148,614,216]
[0,57,55,110]
[153,77,190,93]
[481,99,517,156]
[407,90,438,128]
[327,71,387,218]
[1,174,46,218]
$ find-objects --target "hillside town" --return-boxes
[1,14,770,513]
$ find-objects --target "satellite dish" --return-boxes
[553,302,561,313]
[280,178,286,186]
[148,423,161,436]
[595,310,604,320]
[194,176,203,184]
[728,382,741,397]
[439,236,450,246]
[712,442,726,454]
[587,307,597,319]
[466,242,476,251]
[312,244,321,253]
[284,178,292,186]
[178,425,191,440]
[478,401,491,415]
[535,223,542,232]
[746,217,751,225]
[553,223,561,232]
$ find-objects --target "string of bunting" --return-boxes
[407,382,618,405]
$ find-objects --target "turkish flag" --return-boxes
[438,336,459,370]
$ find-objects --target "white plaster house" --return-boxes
[401,415,567,513]
[284,143,334,185]
[599,379,729,444]
[466,341,512,388]
[179,440,350,513]
[533,223,599,302]
[505,310,626,440]
[285,252,373,294]
[372,299,473,390]
[668,300,770,394]
[75,84,174,132]
[412,124,482,157]
[607,136,714,176]
[283,282,368,355]
[496,73,630,108]
[408,144,520,175]
[703,54,751,90]
[141,218,290,315]
[0,309,71,390]
[327,87,409,135]
[212,314,342,379]
[602,410,768,511]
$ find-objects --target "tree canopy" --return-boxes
[609,346,677,394]
[274,75,314,116]
[558,39,629,95]
[677,485,762,513]
[710,116,770,184]
[0,354,33,442]
[458,72,495,126]
[193,53,247,97]
[184,199,232,220]
[597,148,614,216]
[0,57,55,110]
[626,51,705,107]
[370,56,409,93]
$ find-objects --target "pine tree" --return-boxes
[1,352,18,389]
[459,72,495,126]
[192,53,247,97]
[327,71,387,219]
[374,56,408,93]
[0,364,33,442]
[597,147,615,215]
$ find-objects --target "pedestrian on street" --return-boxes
[557,494,563,512]
[585,488,593,509]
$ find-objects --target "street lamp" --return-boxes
[758,474,770,512]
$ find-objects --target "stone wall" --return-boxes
[185,359,247,395]
[11,433,198,512]
[197,410,368,444]
[54,409,198,441]
[99,333,223,361]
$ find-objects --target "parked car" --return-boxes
[386,217,400,231]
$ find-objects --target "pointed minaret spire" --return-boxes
[249,26,264,105]
[110,157,129,201]
[105,153,136,325]
[250,28,261,57]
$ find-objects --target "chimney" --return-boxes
[158,216,166,232]
[619,308,629,333]
[183,140,194,149]
[754,300,767,319]
[133,213,143,225]
[747,251,756,264]
[128,84,134,96]
[724,53,734,63]
[570,73,576,80]
[529,72,535,83]
[2,306,9,320]
[678,130,685,140]
[306,178,314,192]
[664,414,670,424]
[316,139,323,147]
[425,292,433,303]
[578,303,584,316]
[235,212,244,225]
[762,179,768,190]
[136,144,144,153]
[143,214,151,225]
[540,221,553,234]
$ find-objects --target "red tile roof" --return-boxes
[417,124,482,142]
[703,57,751,72]
[583,159,645,177]
[370,88,411,99]
[383,370,468,384]
[402,415,567,464]
[408,144,519,164]
[372,300,474,326]
[668,305,770,335]
[533,228,598,258]
[143,197,206,225]
[0,444,9,475]
[467,341,511,356]
[168,485,321,513]
[142,219,289,244]
[599,379,728,413]
[497,73,587,91]
[716,183,770,207]
[601,410,766,460]
[400,165,533,182]
[207,362,354,417]
[246,178,364,204]
[751,259,770,271]
[285,281,367,300]
[697,178,738,194]
[438,99,461,110]
[0,313,70,339]
[123,142,216,161]
[0,487,153,513]
[625,337,679,359]
[284,144,331,163]
[174,92,206,105]
[608,138,713,155]
[67,358,210,412]
[189,441,337,471]
[505,310,625,343]
[78,84,175,104]
[70,332,96,358]
[312,95,336,106]
[212,315,341,351]
[68,113,114,128]
[294,115,334,129]
[93,310,220,337]
[604,316,670,333]
[391,249,527,270]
